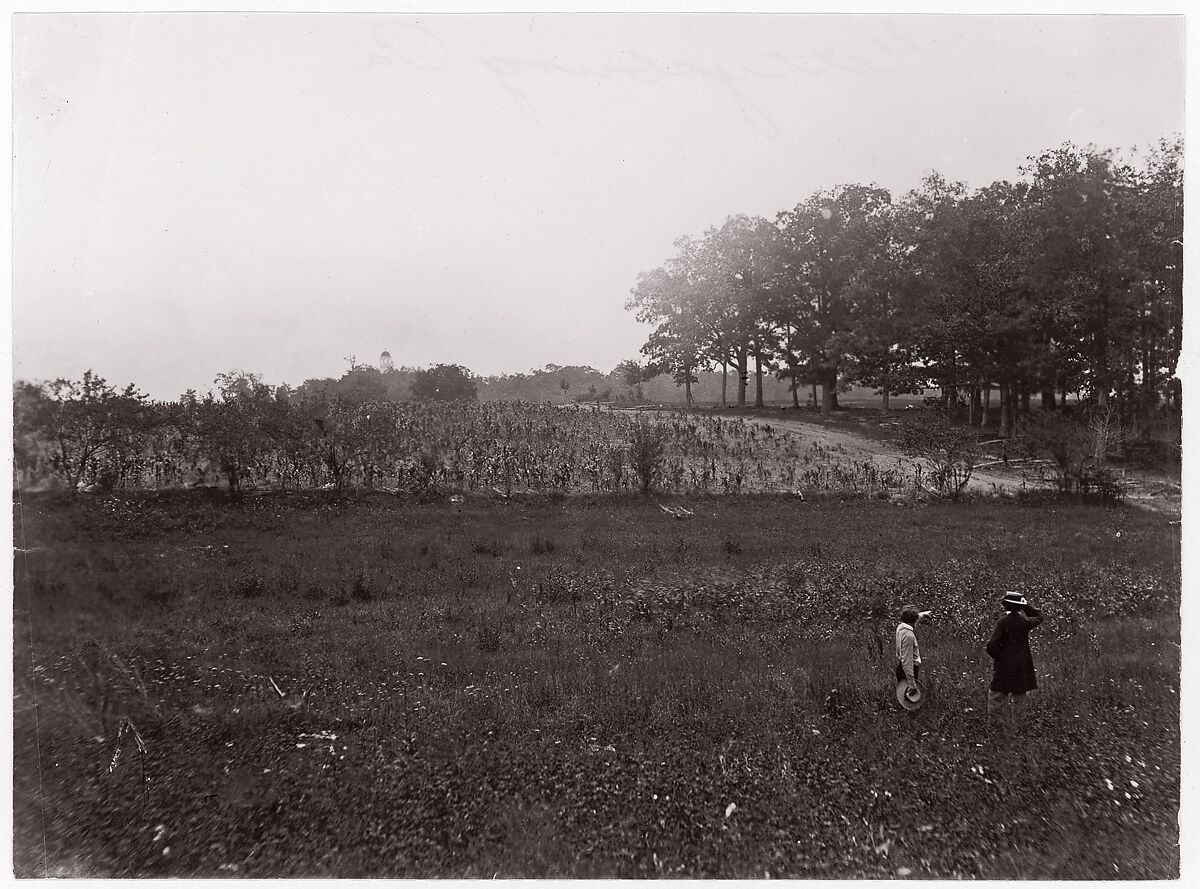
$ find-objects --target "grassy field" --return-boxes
[13,489,1180,878]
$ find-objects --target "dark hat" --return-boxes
[896,678,924,711]
[1000,591,1029,609]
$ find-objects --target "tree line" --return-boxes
[293,361,627,405]
[625,138,1183,447]
[12,370,768,496]
[13,366,471,492]
[11,360,656,492]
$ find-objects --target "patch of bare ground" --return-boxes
[669,406,1179,514]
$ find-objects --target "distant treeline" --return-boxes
[287,363,625,405]
[286,362,813,406]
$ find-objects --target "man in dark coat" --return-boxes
[986,591,1044,736]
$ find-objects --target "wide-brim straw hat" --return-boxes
[896,678,925,711]
[1000,591,1029,609]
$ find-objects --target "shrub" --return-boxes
[1078,466,1128,502]
[1017,410,1094,494]
[897,409,979,500]
[1124,437,1180,472]
[1019,410,1130,501]
[628,421,669,494]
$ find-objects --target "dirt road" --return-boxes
[734,412,1027,494]
[669,409,1177,513]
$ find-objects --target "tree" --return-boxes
[627,263,709,406]
[16,371,151,491]
[700,216,782,408]
[410,364,478,402]
[838,200,925,412]
[193,370,279,491]
[1020,143,1152,454]
[336,366,389,403]
[1136,137,1184,408]
[777,185,893,412]
[901,175,1042,434]
[1103,137,1183,432]
[613,359,664,402]
[294,377,337,402]
[476,366,610,402]
[213,369,269,402]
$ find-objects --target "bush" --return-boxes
[1124,438,1180,472]
[1078,466,1128,501]
[897,410,979,500]
[628,421,669,494]
[1017,411,1093,494]
[1019,410,1130,501]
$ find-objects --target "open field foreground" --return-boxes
[13,491,1179,878]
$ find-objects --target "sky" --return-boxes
[12,12,1186,400]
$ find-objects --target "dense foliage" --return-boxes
[626,138,1183,447]
[410,364,478,403]
[15,384,938,496]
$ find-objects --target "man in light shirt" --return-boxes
[895,604,932,702]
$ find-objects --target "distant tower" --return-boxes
[380,350,394,373]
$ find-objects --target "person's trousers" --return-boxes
[987,689,1027,732]
[895,664,920,683]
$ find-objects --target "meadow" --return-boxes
[12,486,1179,878]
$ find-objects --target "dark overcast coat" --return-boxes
[986,607,1044,693]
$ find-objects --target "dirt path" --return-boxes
[651,408,1176,513]
[736,413,1026,494]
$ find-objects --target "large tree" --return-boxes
[776,184,893,411]
[1124,136,1184,420]
[627,261,709,406]
[16,371,151,490]
[700,215,782,408]
[1021,144,1155,454]
[190,370,280,490]
[840,201,926,413]
[905,176,1045,434]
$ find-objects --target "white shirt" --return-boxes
[895,622,921,675]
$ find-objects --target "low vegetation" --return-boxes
[14,490,1179,878]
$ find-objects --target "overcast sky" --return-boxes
[12,13,1184,399]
